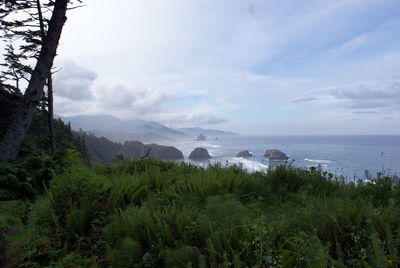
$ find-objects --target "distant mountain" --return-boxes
[157,126,188,138]
[60,114,238,143]
[61,114,189,142]
[91,130,170,143]
[136,120,163,128]
[60,114,161,133]
[60,114,123,131]
[177,127,238,138]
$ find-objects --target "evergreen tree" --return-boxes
[36,0,57,154]
[0,0,72,162]
[1,0,59,154]
[0,44,30,93]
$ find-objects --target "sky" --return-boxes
[21,0,400,134]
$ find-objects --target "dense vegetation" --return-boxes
[0,89,89,201]
[1,151,399,267]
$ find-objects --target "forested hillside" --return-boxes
[82,132,184,163]
[0,88,90,200]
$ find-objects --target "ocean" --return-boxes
[161,135,400,180]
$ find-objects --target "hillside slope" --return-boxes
[81,132,183,163]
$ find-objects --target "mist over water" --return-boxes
[161,135,400,179]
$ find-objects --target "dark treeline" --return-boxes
[0,88,89,200]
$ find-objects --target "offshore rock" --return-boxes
[145,144,184,160]
[264,149,289,161]
[195,134,206,141]
[189,147,212,160]
[121,141,183,160]
[236,150,253,158]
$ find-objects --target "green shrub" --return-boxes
[3,159,400,267]
[46,252,96,268]
[0,201,29,262]
[106,237,142,268]
[0,150,87,201]
[0,162,37,200]
[161,245,197,268]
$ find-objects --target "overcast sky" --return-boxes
[50,0,400,135]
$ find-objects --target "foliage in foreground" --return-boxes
[1,155,400,267]
[0,88,90,201]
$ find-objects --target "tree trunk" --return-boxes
[47,73,56,154]
[0,0,69,162]
[37,0,57,154]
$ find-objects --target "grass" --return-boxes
[0,155,399,267]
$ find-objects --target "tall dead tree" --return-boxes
[0,0,69,162]
[36,0,56,154]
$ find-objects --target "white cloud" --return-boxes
[95,84,176,114]
[328,33,371,55]
[148,113,227,126]
[326,18,400,57]
[53,63,227,126]
[54,60,97,101]
[47,0,400,134]
[55,96,94,116]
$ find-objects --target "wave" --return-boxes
[304,158,333,164]
[227,157,268,172]
[185,157,268,173]
[205,144,222,149]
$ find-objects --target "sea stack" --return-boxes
[195,134,206,141]
[189,147,212,160]
[121,141,184,160]
[264,149,289,161]
[145,144,184,160]
[236,150,253,158]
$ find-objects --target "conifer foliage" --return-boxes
[0,0,76,162]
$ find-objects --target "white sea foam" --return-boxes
[184,157,268,173]
[226,157,269,172]
[305,158,333,164]
[205,144,222,149]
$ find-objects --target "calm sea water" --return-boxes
[161,135,400,180]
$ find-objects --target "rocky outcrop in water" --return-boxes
[189,147,212,160]
[145,144,184,160]
[236,150,253,157]
[83,136,184,163]
[120,141,184,160]
[264,149,288,160]
[195,134,206,141]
